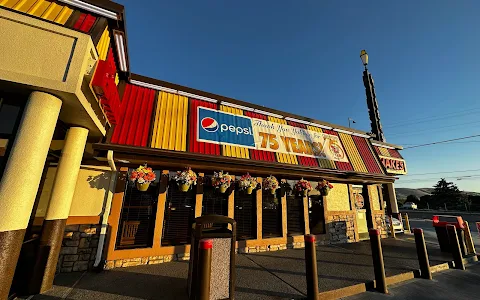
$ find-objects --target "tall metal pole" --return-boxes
[362,67,386,142]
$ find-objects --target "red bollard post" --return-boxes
[369,229,388,293]
[304,234,319,300]
[413,228,432,279]
[198,239,213,300]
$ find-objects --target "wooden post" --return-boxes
[463,221,476,255]
[404,213,411,233]
[413,228,432,279]
[447,225,465,270]
[369,229,388,293]
[389,215,396,238]
[304,235,319,300]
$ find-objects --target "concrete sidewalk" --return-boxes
[31,237,453,300]
[345,262,480,300]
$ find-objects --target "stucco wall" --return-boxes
[369,185,380,211]
[326,183,350,211]
[36,165,112,217]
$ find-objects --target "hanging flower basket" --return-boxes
[294,178,312,197]
[238,173,257,195]
[211,171,233,193]
[129,164,156,192]
[263,175,279,195]
[174,167,197,192]
[316,179,334,196]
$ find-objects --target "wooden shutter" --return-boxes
[234,189,257,240]
[262,190,282,238]
[286,194,305,236]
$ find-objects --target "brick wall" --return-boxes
[57,224,101,273]
[326,214,356,243]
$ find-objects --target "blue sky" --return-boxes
[117,0,480,192]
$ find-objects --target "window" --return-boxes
[285,179,305,236]
[234,183,257,240]
[308,181,325,234]
[262,189,282,238]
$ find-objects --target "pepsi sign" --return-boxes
[197,107,255,148]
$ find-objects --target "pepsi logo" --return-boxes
[201,117,219,133]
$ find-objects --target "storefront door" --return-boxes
[353,185,369,240]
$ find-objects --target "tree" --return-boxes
[406,195,420,204]
[431,178,466,210]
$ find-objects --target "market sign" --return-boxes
[379,155,407,175]
[197,107,349,162]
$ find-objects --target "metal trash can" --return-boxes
[432,215,467,255]
[187,215,236,300]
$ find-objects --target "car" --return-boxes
[385,216,404,234]
[402,202,418,210]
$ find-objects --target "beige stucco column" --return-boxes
[37,127,88,293]
[386,183,399,214]
[0,91,61,299]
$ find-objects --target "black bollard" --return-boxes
[413,228,432,279]
[446,225,465,270]
[369,229,388,293]
[304,234,319,300]
[198,239,213,300]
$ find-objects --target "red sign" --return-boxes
[379,156,407,175]
[91,48,120,125]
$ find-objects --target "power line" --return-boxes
[402,134,480,149]
[405,168,480,177]
[384,107,480,129]
[399,141,480,145]
[388,120,480,138]
[399,173,480,183]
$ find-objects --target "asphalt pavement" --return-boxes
[408,219,480,248]
[345,260,480,300]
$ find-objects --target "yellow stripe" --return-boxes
[379,147,390,157]
[338,133,368,173]
[115,73,119,86]
[168,94,179,150]
[42,2,62,21]
[161,93,173,149]
[150,92,161,148]
[155,92,167,148]
[3,0,21,8]
[29,0,49,17]
[174,95,184,151]
[96,28,110,61]
[54,6,72,24]
[180,96,188,151]
[306,125,336,169]
[268,117,298,164]
[13,0,30,10]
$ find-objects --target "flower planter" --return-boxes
[179,183,191,192]
[136,182,150,192]
[270,188,276,195]
[219,185,228,193]
[246,187,254,195]
[322,188,330,196]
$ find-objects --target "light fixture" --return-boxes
[114,31,128,72]
[360,49,368,67]
[308,122,333,130]
[221,101,254,111]
[371,142,395,149]
[130,79,177,93]
[284,117,310,125]
[58,0,118,20]
[178,91,217,103]
[253,109,283,118]
[116,159,131,163]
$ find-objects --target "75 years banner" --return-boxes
[197,107,349,162]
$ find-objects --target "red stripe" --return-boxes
[352,136,383,174]
[188,99,220,155]
[388,149,403,159]
[126,87,144,145]
[111,84,131,144]
[79,15,96,33]
[141,89,155,147]
[135,88,149,146]
[73,13,86,30]
[119,86,138,144]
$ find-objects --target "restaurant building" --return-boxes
[0,0,407,298]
